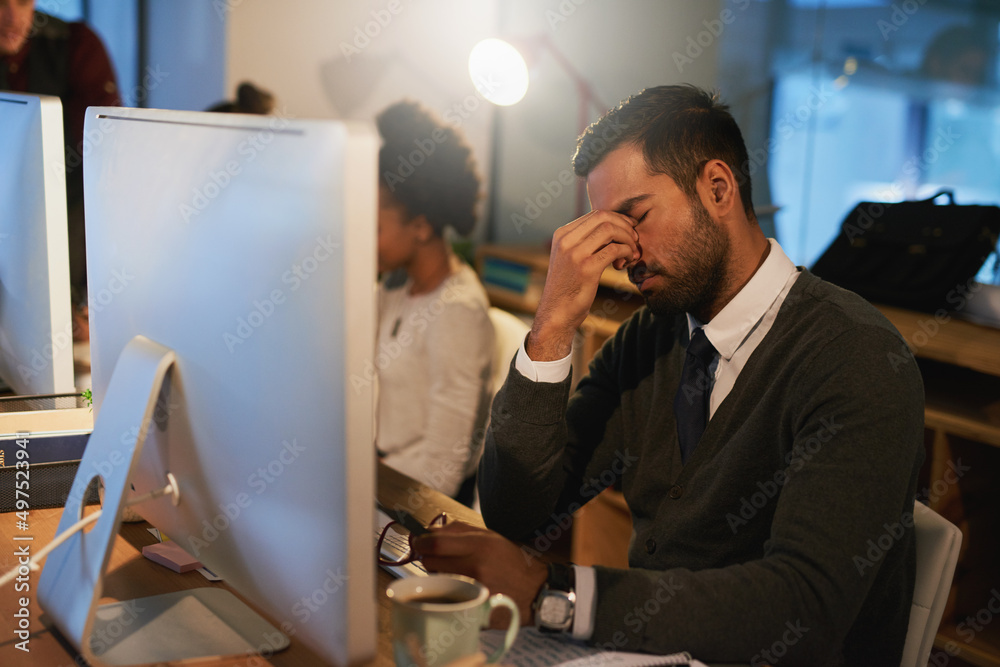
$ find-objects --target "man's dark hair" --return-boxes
[377,100,481,237]
[572,85,755,221]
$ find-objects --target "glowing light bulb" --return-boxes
[468,39,529,106]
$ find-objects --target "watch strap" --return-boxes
[547,562,575,593]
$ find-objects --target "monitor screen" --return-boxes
[0,92,75,395]
[67,107,378,664]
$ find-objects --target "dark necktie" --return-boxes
[673,327,717,465]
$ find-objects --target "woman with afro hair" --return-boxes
[374,100,494,505]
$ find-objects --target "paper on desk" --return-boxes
[480,627,707,666]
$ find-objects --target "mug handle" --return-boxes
[483,593,520,664]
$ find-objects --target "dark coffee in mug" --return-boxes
[406,592,475,605]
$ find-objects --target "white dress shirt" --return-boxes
[514,238,800,639]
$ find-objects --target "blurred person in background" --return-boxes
[0,0,120,338]
[374,99,494,505]
[206,80,275,114]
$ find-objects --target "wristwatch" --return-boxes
[534,562,576,633]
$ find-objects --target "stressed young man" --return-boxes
[414,85,924,666]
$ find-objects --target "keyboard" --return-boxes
[376,508,427,578]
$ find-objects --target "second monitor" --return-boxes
[0,91,75,396]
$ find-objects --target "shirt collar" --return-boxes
[687,238,798,360]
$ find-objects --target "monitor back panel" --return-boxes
[83,107,378,665]
[0,93,74,395]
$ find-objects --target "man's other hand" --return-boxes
[412,521,549,627]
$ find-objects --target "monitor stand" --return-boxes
[37,335,289,666]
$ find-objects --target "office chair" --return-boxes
[900,500,962,667]
[465,308,530,512]
[487,307,531,395]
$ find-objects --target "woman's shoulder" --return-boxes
[438,262,490,311]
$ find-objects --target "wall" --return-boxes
[226,1,724,245]
[489,0,722,245]
[144,1,227,112]
[226,0,502,240]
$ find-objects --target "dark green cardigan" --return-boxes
[480,270,924,666]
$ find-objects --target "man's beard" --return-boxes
[633,201,730,320]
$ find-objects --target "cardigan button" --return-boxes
[668,484,683,499]
[645,538,656,554]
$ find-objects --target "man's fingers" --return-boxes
[556,210,637,251]
[595,238,638,270]
[556,214,639,272]
[412,524,488,558]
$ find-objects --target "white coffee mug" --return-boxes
[386,574,519,666]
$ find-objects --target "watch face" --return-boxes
[539,593,573,626]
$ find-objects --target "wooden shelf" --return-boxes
[877,304,1000,378]
[925,401,1000,448]
[919,359,1000,447]
[936,620,1000,667]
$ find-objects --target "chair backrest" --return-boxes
[487,307,531,395]
[901,500,962,667]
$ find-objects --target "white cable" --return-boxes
[0,477,178,588]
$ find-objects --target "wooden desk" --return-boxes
[0,462,482,667]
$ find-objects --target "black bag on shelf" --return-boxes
[811,190,1000,313]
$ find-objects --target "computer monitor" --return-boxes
[38,107,379,665]
[0,92,75,395]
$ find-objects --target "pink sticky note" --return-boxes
[142,541,203,573]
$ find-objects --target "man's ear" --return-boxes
[698,159,738,216]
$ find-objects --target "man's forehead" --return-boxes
[586,146,679,209]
